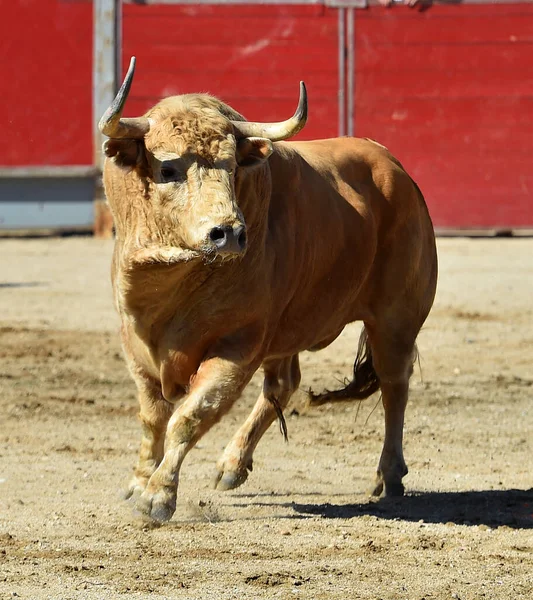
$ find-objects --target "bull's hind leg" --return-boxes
[213,354,301,491]
[124,375,174,500]
[366,323,418,497]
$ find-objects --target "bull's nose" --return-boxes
[209,224,247,254]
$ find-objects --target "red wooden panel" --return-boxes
[357,69,532,100]
[357,44,531,75]
[0,0,93,167]
[357,4,533,44]
[354,4,533,229]
[123,4,339,140]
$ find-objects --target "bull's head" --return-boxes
[99,57,307,260]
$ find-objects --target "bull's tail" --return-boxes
[309,328,380,405]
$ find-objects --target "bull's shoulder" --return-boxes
[288,138,427,221]
[282,137,409,182]
[280,137,399,169]
[361,137,388,151]
[332,136,402,169]
[329,137,419,195]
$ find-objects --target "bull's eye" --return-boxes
[160,166,178,182]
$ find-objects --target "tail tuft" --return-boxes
[309,328,380,405]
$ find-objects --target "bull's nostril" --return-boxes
[209,224,246,253]
[209,227,226,243]
[237,230,247,250]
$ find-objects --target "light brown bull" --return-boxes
[100,57,437,522]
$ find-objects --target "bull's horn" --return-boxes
[231,82,307,142]
[98,56,151,139]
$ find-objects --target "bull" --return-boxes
[99,57,437,522]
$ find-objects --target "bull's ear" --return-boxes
[236,137,273,168]
[103,139,143,169]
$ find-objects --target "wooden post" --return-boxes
[93,0,120,238]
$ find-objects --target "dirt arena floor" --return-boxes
[0,236,531,599]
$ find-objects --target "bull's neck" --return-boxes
[114,241,209,339]
[234,162,271,248]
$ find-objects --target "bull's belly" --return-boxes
[266,328,344,358]
[265,308,365,358]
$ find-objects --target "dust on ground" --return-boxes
[0,237,532,599]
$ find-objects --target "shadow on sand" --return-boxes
[0,282,46,288]
[288,488,533,529]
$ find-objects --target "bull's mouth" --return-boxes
[125,243,244,270]
[127,245,202,269]
[200,244,245,265]
[124,225,248,270]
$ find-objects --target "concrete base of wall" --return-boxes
[0,177,95,230]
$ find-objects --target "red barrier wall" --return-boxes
[353,4,533,229]
[3,1,531,229]
[0,0,93,167]
[122,4,340,141]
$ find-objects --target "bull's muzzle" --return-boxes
[208,224,247,256]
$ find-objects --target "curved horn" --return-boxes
[231,82,308,142]
[98,57,150,139]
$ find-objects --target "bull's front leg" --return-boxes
[214,354,301,491]
[135,357,255,522]
[124,371,175,500]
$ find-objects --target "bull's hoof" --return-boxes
[122,477,147,501]
[369,479,384,497]
[369,479,405,498]
[135,487,176,522]
[213,468,249,491]
[383,482,405,497]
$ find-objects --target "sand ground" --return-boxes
[0,236,532,599]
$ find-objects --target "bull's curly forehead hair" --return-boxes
[144,94,246,160]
